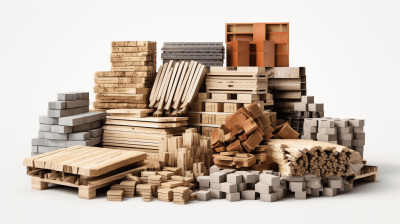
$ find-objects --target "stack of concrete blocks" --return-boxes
[293,96,325,117]
[288,96,324,135]
[256,170,287,202]
[31,92,106,156]
[301,117,366,158]
[284,174,351,199]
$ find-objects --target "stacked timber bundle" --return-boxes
[102,109,187,158]
[23,146,148,199]
[159,128,213,177]
[264,139,364,177]
[173,187,191,205]
[149,60,207,117]
[93,41,156,110]
[158,189,173,202]
[107,190,124,202]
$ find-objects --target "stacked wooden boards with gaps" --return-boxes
[93,41,157,110]
[24,145,148,199]
[102,109,188,159]
[149,60,207,117]
[188,66,277,136]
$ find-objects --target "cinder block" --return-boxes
[241,190,256,200]
[242,173,257,183]
[89,128,103,138]
[260,192,277,202]
[301,96,314,103]
[38,130,46,139]
[208,189,225,199]
[49,101,67,110]
[255,183,272,194]
[31,146,38,153]
[318,120,334,128]
[311,189,320,197]
[210,182,221,190]
[39,115,59,125]
[353,133,365,139]
[317,133,337,141]
[304,118,318,127]
[333,120,348,127]
[304,126,317,133]
[348,119,365,127]
[353,127,364,133]
[302,132,317,140]
[338,133,353,141]
[220,182,237,193]
[39,124,51,132]
[289,182,306,192]
[210,172,227,183]
[308,103,324,112]
[197,176,210,187]
[68,132,90,141]
[337,126,353,134]
[196,190,211,201]
[327,179,342,189]
[306,187,312,194]
[227,173,242,184]
[318,127,337,135]
[69,91,89,100]
[274,189,283,200]
[50,125,73,133]
[295,191,307,199]
[237,182,247,192]
[352,139,365,146]
[66,139,95,147]
[338,140,352,146]
[294,103,307,111]
[47,139,68,147]
[322,187,337,197]
[45,132,68,140]
[226,192,240,202]
[58,93,76,101]
[59,115,85,126]
[247,183,255,190]
[280,180,287,189]
[31,138,48,146]
[259,174,280,186]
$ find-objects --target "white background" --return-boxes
[1,0,399,223]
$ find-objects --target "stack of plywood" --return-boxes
[188,66,277,137]
[102,109,188,158]
[24,146,148,199]
[32,92,106,156]
[149,60,207,117]
[93,41,156,110]
[159,128,212,176]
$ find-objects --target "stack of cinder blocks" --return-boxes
[93,41,157,110]
[161,42,224,71]
[302,117,366,157]
[195,165,287,202]
[31,92,106,156]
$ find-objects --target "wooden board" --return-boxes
[106,119,188,128]
[106,116,188,122]
[106,109,154,114]
[103,125,186,134]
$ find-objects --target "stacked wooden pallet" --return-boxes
[188,66,277,137]
[24,146,148,199]
[93,41,156,110]
[149,60,207,117]
[102,109,188,157]
[159,128,213,177]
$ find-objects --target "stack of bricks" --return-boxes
[285,96,324,135]
[93,41,156,110]
[302,118,366,158]
[32,92,106,156]
[188,66,277,137]
[161,42,224,71]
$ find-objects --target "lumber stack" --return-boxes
[173,187,191,205]
[188,66,277,136]
[302,118,366,157]
[149,60,207,117]
[102,109,188,157]
[24,146,148,199]
[32,92,106,155]
[93,41,156,110]
[159,128,213,176]
[264,139,363,177]
[161,42,224,71]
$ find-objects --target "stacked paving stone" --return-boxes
[31,92,106,156]
[161,42,224,71]
[301,117,366,157]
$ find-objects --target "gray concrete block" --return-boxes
[210,182,221,190]
[338,140,352,146]
[338,133,353,141]
[68,132,90,140]
[274,189,283,200]
[73,123,91,132]
[242,173,257,183]
[32,138,48,146]
[39,115,59,125]
[255,183,272,194]
[38,146,61,153]
[66,138,96,147]
[337,126,353,134]
[69,91,89,100]
[210,172,227,183]
[47,139,68,147]
[48,101,67,110]
[226,192,240,202]
[348,119,364,127]
[304,118,318,127]
[303,132,317,140]
[89,120,102,129]
[89,128,103,138]
[45,132,68,140]
[327,179,342,189]
[289,182,306,192]
[196,190,211,201]
[301,96,314,103]
[354,133,365,139]
[31,152,42,156]
[59,114,86,126]
[304,126,317,133]
[31,146,38,153]
[227,173,242,184]
[295,191,307,199]
[199,186,209,191]
[317,133,337,141]
[38,130,46,138]
[318,119,334,128]
[352,139,365,146]
[306,187,312,194]
[197,176,210,187]
[322,187,337,197]
[333,120,348,128]
[353,127,364,133]
[260,192,277,202]
[247,183,255,190]
[207,189,225,199]
[237,182,247,192]
[311,189,320,197]
[294,102,307,111]
[50,125,73,133]
[210,165,220,174]
[39,124,51,132]
[318,127,337,135]
[58,93,76,101]
[241,190,256,200]
[259,174,280,186]
[308,103,324,112]
[220,182,237,193]
[48,109,74,118]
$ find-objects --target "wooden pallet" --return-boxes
[347,165,378,189]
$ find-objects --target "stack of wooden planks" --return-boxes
[107,190,124,201]
[23,145,148,199]
[173,187,191,205]
[93,41,157,110]
[149,60,207,117]
[159,128,213,176]
[188,66,277,137]
[263,139,364,177]
[102,109,188,158]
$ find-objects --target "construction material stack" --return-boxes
[32,92,106,155]
[188,67,277,137]
[93,41,156,110]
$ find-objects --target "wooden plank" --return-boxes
[172,61,198,110]
[103,125,186,134]
[103,142,159,150]
[106,109,154,114]
[106,119,187,128]
[149,63,168,107]
[106,116,188,122]
[164,62,188,111]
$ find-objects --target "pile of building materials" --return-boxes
[161,42,224,71]
[24,146,147,199]
[93,41,156,110]
[102,109,187,158]
[149,60,207,117]
[159,128,213,177]
[301,118,366,157]
[32,92,106,156]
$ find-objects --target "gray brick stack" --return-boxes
[31,92,106,156]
